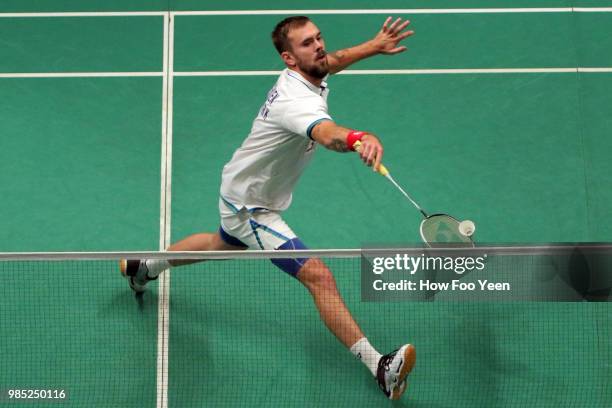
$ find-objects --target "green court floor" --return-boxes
[1,3,611,407]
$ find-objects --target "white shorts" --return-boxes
[218,197,298,250]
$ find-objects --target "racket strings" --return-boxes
[421,215,473,246]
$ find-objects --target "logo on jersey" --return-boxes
[259,87,279,120]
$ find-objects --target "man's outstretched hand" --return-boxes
[372,17,414,55]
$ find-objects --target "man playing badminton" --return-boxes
[122,16,415,400]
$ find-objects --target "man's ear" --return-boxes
[281,51,297,68]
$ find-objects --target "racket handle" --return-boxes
[377,163,389,177]
[353,140,389,176]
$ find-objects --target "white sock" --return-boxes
[144,259,170,278]
[350,337,382,377]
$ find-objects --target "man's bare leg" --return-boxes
[296,258,363,348]
[120,231,244,287]
[296,257,415,400]
[166,232,245,267]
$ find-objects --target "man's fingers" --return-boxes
[381,16,392,32]
[388,17,402,32]
[374,150,382,172]
[376,145,383,171]
[359,142,383,168]
[386,46,408,55]
[361,144,374,166]
[360,144,370,163]
[399,30,414,40]
[395,20,411,34]
[363,145,372,166]
[367,146,376,166]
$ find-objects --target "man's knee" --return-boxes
[298,258,337,292]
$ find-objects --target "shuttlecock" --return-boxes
[458,220,476,237]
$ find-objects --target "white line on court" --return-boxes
[164,15,175,253]
[3,68,611,79]
[156,13,170,408]
[173,68,612,76]
[1,7,611,18]
[173,8,572,15]
[157,11,171,408]
[159,37,169,252]
[0,72,162,78]
[339,68,578,74]
[174,71,281,76]
[579,67,612,72]
[573,7,612,12]
[0,11,166,17]
[171,7,612,16]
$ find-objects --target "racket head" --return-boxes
[419,213,475,248]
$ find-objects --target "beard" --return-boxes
[297,55,329,79]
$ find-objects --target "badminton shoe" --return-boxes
[120,260,156,293]
[376,344,416,400]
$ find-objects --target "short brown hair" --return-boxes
[271,16,311,54]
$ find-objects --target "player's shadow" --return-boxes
[104,286,158,315]
[164,293,311,406]
[163,303,215,407]
[452,310,528,405]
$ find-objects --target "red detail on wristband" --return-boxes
[346,131,365,151]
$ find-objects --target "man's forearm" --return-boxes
[326,40,380,74]
[326,17,413,74]
[311,120,384,169]
[311,121,352,152]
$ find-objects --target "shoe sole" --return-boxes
[390,344,416,400]
[119,259,146,293]
[119,259,128,277]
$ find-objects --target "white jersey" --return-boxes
[220,68,332,211]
